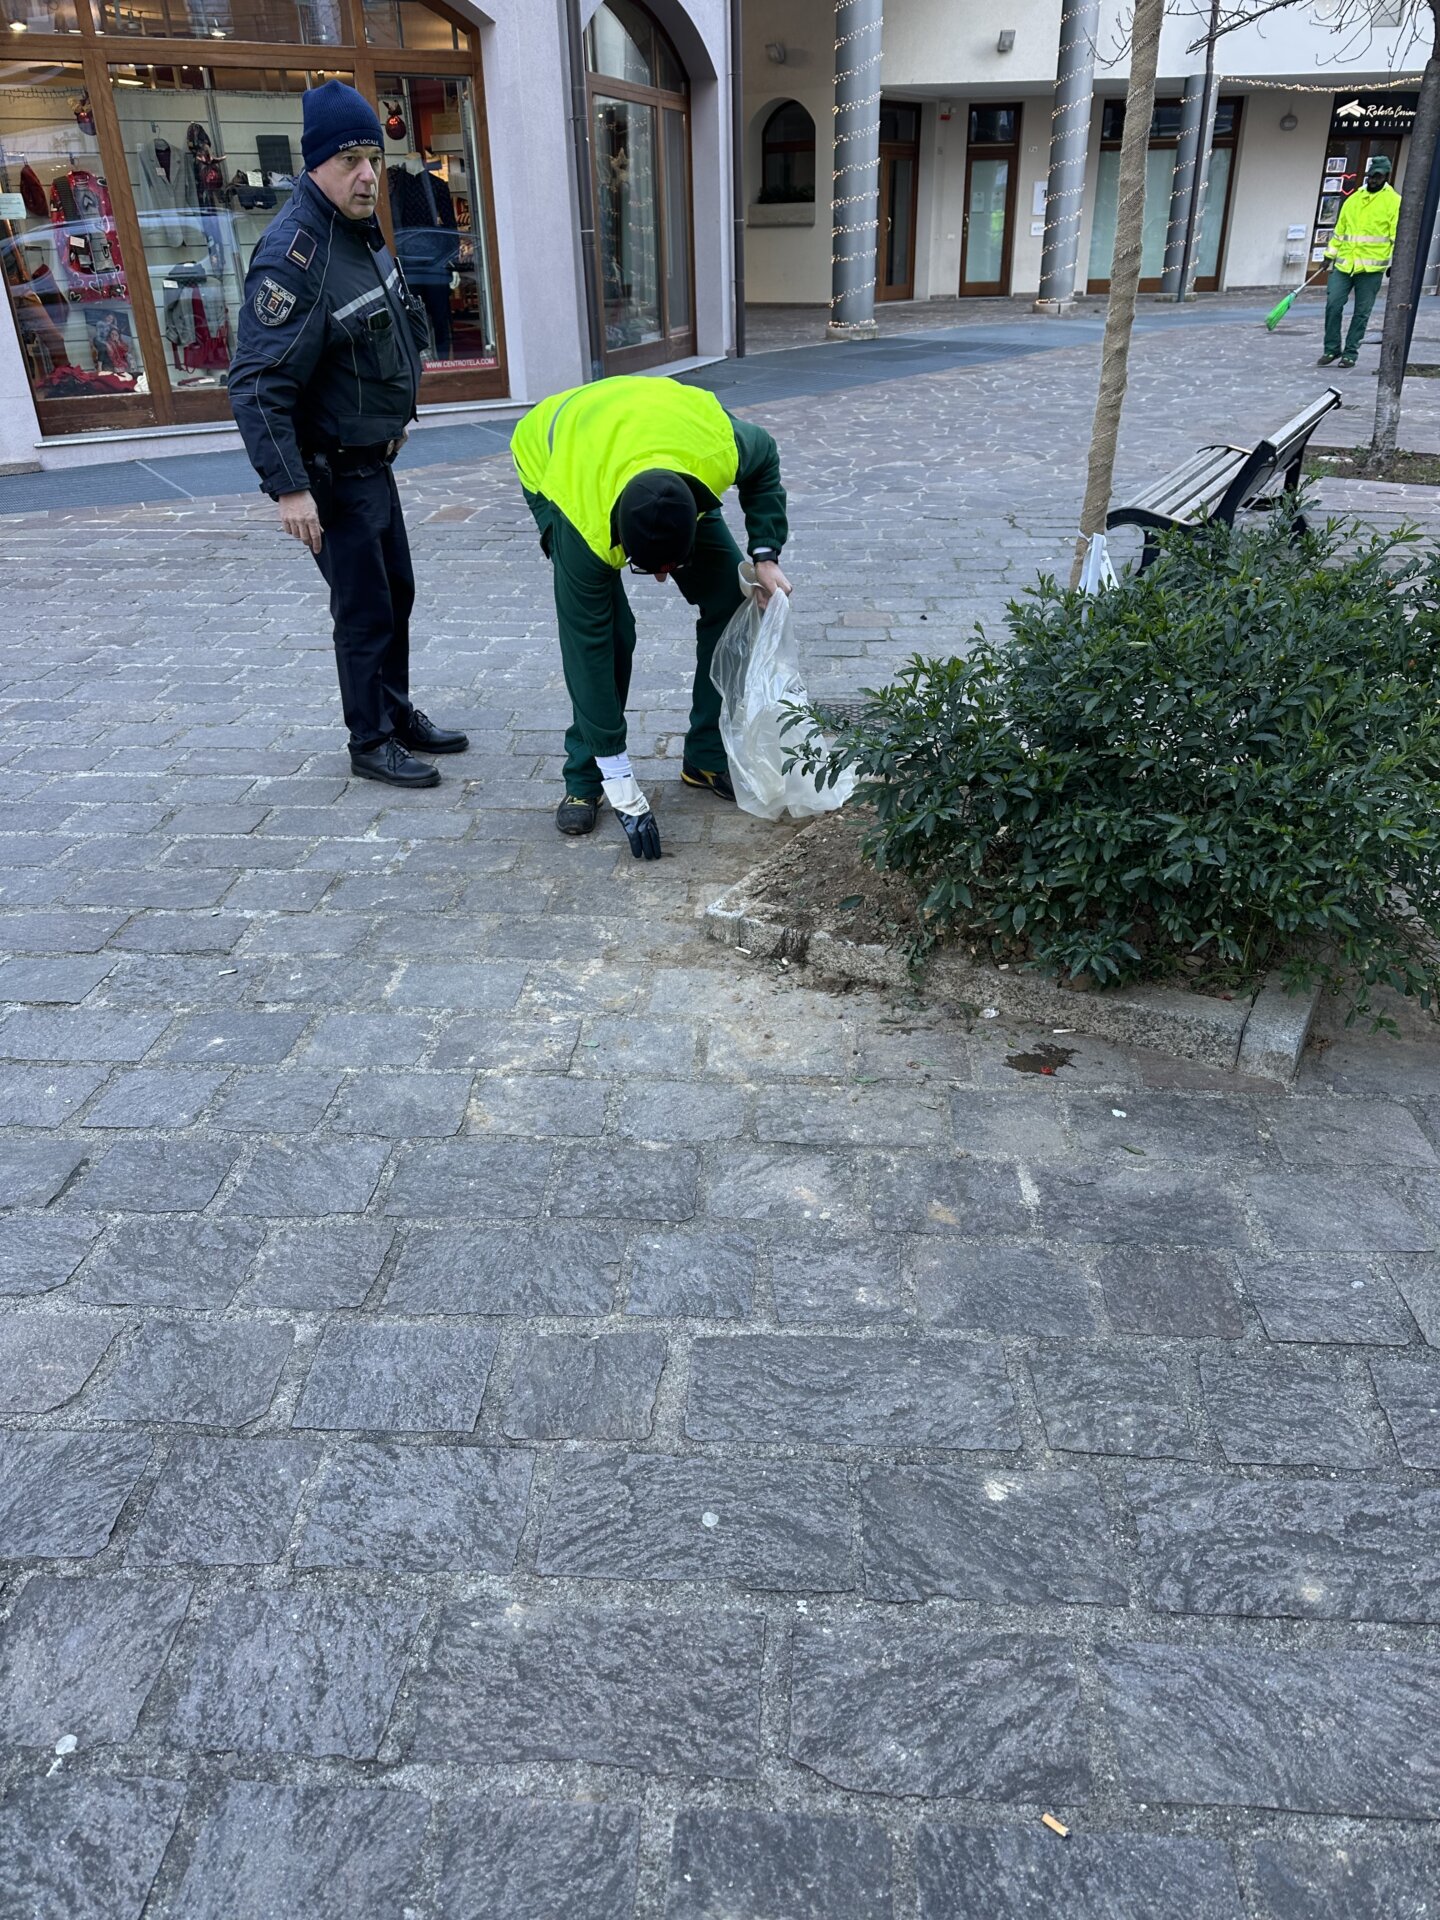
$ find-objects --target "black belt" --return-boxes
[308,438,403,474]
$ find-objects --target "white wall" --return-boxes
[1223,89,1333,287]
[741,0,831,302]
[0,295,39,472]
[883,0,1064,90]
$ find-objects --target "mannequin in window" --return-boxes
[386,150,460,358]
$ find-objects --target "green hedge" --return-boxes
[798,508,1440,1025]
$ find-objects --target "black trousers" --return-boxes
[311,464,414,751]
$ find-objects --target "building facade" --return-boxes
[0,0,739,470]
[743,0,1431,309]
[1,0,1431,471]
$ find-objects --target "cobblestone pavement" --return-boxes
[2,306,1440,1919]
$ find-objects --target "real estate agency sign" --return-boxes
[1330,92,1419,136]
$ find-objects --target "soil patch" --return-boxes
[1306,446,1440,485]
[741,809,1256,1002]
[741,807,921,946]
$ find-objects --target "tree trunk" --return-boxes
[1370,13,1440,468]
[1070,0,1166,585]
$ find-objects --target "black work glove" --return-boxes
[617,807,662,860]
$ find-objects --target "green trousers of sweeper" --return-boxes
[525,491,746,799]
[1324,267,1384,360]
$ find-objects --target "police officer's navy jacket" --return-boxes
[230,172,426,499]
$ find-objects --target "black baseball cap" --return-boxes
[616,471,697,570]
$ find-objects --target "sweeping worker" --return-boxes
[230,79,469,788]
[512,375,790,859]
[1318,154,1400,370]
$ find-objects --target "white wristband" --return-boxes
[596,752,633,782]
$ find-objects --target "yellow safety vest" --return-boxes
[511,375,740,568]
[1326,183,1400,275]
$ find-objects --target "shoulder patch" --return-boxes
[285,227,317,270]
[254,276,298,327]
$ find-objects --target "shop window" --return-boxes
[1,0,504,436]
[759,99,814,203]
[878,102,919,144]
[91,0,346,42]
[968,105,1016,146]
[362,0,470,52]
[109,63,348,407]
[0,63,158,428]
[1,0,83,28]
[586,0,665,87]
[585,0,691,373]
[1088,96,1242,294]
[378,70,497,369]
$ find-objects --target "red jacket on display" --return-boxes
[50,170,127,301]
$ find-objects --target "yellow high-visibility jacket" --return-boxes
[1326,182,1401,275]
[512,376,743,568]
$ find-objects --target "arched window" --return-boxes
[584,0,693,373]
[760,99,815,203]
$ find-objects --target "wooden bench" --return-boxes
[1106,389,1341,571]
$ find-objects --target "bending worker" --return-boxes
[230,79,469,788]
[1319,153,1400,370]
[512,374,790,859]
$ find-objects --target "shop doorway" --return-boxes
[1087,97,1241,293]
[877,102,920,302]
[585,0,695,373]
[959,103,1021,296]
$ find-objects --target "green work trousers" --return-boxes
[529,494,746,798]
[1324,268,1384,359]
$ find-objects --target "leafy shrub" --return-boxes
[795,507,1440,1022]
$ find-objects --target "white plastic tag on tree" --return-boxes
[1078,531,1118,595]
[710,573,856,822]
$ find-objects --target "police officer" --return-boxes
[512,375,790,860]
[230,79,468,787]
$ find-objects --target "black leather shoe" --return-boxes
[397,708,468,754]
[350,739,441,788]
[556,794,600,835]
[681,761,736,802]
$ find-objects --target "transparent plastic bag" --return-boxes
[709,572,856,821]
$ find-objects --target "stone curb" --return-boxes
[702,861,1321,1087]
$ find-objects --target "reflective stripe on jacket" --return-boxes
[512,375,742,567]
[1326,182,1401,274]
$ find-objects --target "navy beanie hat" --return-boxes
[302,79,383,171]
[617,471,697,570]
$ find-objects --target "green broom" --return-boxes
[1265,264,1327,331]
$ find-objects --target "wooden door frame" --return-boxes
[876,101,921,303]
[958,105,1022,297]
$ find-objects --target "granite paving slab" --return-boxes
[5,305,1440,1915]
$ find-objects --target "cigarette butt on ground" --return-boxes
[1041,1813,1070,1839]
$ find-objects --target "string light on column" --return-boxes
[829,0,884,334]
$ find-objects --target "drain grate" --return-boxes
[809,695,874,729]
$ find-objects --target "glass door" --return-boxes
[959,104,1020,296]
[877,101,919,302]
[584,0,693,373]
